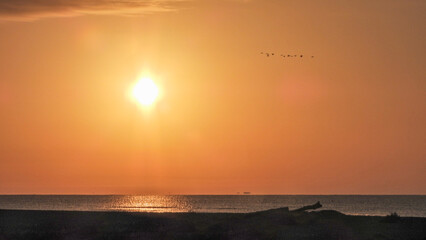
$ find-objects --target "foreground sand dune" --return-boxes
[0,207,425,240]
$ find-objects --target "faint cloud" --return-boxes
[0,0,191,21]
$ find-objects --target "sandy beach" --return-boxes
[1,207,425,240]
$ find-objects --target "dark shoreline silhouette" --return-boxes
[1,205,425,240]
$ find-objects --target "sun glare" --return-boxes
[132,77,159,106]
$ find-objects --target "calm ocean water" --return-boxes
[0,195,425,217]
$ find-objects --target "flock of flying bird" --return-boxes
[261,52,314,58]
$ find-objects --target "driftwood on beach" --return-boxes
[292,201,322,212]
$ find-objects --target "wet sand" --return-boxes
[0,207,425,239]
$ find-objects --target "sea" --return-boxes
[0,195,425,217]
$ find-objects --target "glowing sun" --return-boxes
[132,77,159,106]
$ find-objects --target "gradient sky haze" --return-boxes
[0,0,425,194]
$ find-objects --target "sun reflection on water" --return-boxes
[110,195,192,213]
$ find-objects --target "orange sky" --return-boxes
[0,0,425,194]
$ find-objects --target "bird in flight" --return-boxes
[261,52,314,59]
